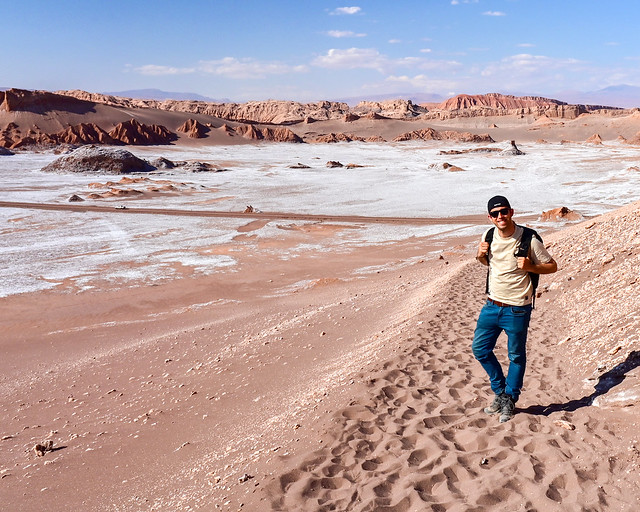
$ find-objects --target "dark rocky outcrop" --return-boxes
[41,146,155,174]
[149,157,177,169]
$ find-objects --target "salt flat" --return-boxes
[1,141,639,297]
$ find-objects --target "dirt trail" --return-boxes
[0,200,488,225]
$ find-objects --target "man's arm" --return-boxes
[517,257,558,274]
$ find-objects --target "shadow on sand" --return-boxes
[520,350,640,416]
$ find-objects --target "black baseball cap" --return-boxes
[487,195,511,212]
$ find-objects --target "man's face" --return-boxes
[488,206,514,229]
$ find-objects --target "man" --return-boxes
[473,195,557,422]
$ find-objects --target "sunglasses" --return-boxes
[489,208,510,218]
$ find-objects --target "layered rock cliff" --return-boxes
[55,89,627,123]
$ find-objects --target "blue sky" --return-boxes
[3,0,640,101]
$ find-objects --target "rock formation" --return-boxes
[353,99,427,118]
[501,140,525,155]
[261,127,303,143]
[312,133,365,143]
[55,123,117,145]
[539,206,582,222]
[586,134,603,144]
[442,163,465,172]
[438,93,565,111]
[235,124,302,143]
[177,119,209,138]
[108,119,175,145]
[393,129,494,143]
[41,146,155,174]
[428,93,617,120]
[149,157,177,169]
[1,88,96,114]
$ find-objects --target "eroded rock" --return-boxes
[539,206,582,222]
[108,119,176,145]
[177,119,210,138]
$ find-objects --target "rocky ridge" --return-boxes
[56,89,630,124]
[3,88,640,149]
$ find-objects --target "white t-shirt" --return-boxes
[483,225,553,306]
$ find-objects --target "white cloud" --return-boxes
[420,48,432,53]
[327,30,366,38]
[386,74,459,91]
[605,41,620,46]
[517,43,535,48]
[134,64,195,75]
[478,54,585,90]
[312,48,460,74]
[481,54,581,77]
[483,11,506,16]
[198,58,308,79]
[313,48,387,71]
[332,6,361,15]
[388,39,402,44]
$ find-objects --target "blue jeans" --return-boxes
[472,300,532,402]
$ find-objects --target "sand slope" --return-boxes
[259,208,640,511]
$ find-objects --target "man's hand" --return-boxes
[476,241,490,265]
[518,257,559,274]
[477,241,489,258]
[517,256,534,272]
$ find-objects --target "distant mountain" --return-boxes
[102,88,230,103]
[332,92,446,106]
[554,85,640,109]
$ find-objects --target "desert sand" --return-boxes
[2,202,640,512]
[1,90,640,511]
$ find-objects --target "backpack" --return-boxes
[484,225,543,307]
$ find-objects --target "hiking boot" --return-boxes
[484,393,506,415]
[499,395,515,423]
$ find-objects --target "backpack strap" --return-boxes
[484,227,495,295]
[515,226,543,308]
